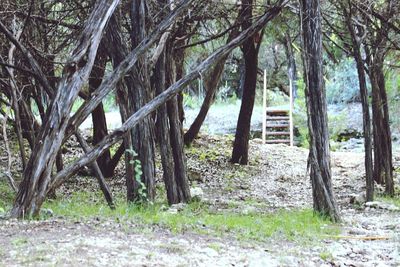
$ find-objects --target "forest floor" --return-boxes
[0,134,400,266]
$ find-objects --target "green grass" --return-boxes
[0,180,15,212]
[377,195,400,208]
[42,191,339,242]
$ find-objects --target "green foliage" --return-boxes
[43,190,339,242]
[325,59,361,104]
[386,69,400,133]
[328,110,348,141]
[293,79,309,147]
[0,180,14,211]
[126,149,147,203]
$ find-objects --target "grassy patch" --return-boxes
[0,180,15,211]
[377,195,400,208]
[43,191,339,242]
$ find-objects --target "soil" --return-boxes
[1,135,399,267]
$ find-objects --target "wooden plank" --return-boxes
[266,131,290,136]
[266,124,289,128]
[266,109,289,116]
[266,116,289,121]
[265,139,291,144]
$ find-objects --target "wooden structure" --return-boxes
[262,70,294,146]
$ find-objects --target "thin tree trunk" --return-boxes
[231,0,260,165]
[300,0,340,222]
[369,56,393,195]
[89,53,114,177]
[154,49,179,204]
[184,18,240,145]
[342,2,374,201]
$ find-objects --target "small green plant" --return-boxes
[126,149,147,203]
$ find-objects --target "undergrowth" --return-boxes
[39,190,339,243]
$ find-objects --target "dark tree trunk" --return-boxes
[342,2,374,201]
[231,0,259,165]
[89,53,114,177]
[129,0,156,201]
[369,55,394,195]
[154,49,179,204]
[166,44,191,202]
[300,0,340,222]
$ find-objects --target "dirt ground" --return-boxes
[1,136,399,267]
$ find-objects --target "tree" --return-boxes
[300,0,340,222]
[231,0,278,164]
[340,0,374,201]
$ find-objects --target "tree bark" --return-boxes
[342,1,374,201]
[369,55,394,195]
[300,0,340,222]
[231,0,261,165]
[11,0,120,218]
[129,0,156,201]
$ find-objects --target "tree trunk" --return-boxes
[89,53,114,177]
[166,43,191,202]
[369,55,394,195]
[300,0,340,222]
[154,49,179,204]
[231,0,259,165]
[11,0,120,218]
[342,2,374,201]
[129,0,156,201]
[184,18,240,145]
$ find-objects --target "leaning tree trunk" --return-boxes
[300,0,340,222]
[184,16,240,145]
[343,2,374,201]
[11,0,120,218]
[231,0,260,165]
[18,0,286,216]
[369,55,394,195]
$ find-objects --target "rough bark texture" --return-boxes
[129,0,156,201]
[369,55,393,195]
[300,0,340,222]
[166,44,191,202]
[49,2,287,197]
[343,2,374,201]
[154,49,179,204]
[231,0,260,165]
[11,0,120,218]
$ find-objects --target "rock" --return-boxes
[241,206,257,215]
[365,201,400,211]
[349,193,366,205]
[188,170,204,183]
[40,208,54,217]
[190,187,204,202]
[198,247,218,257]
